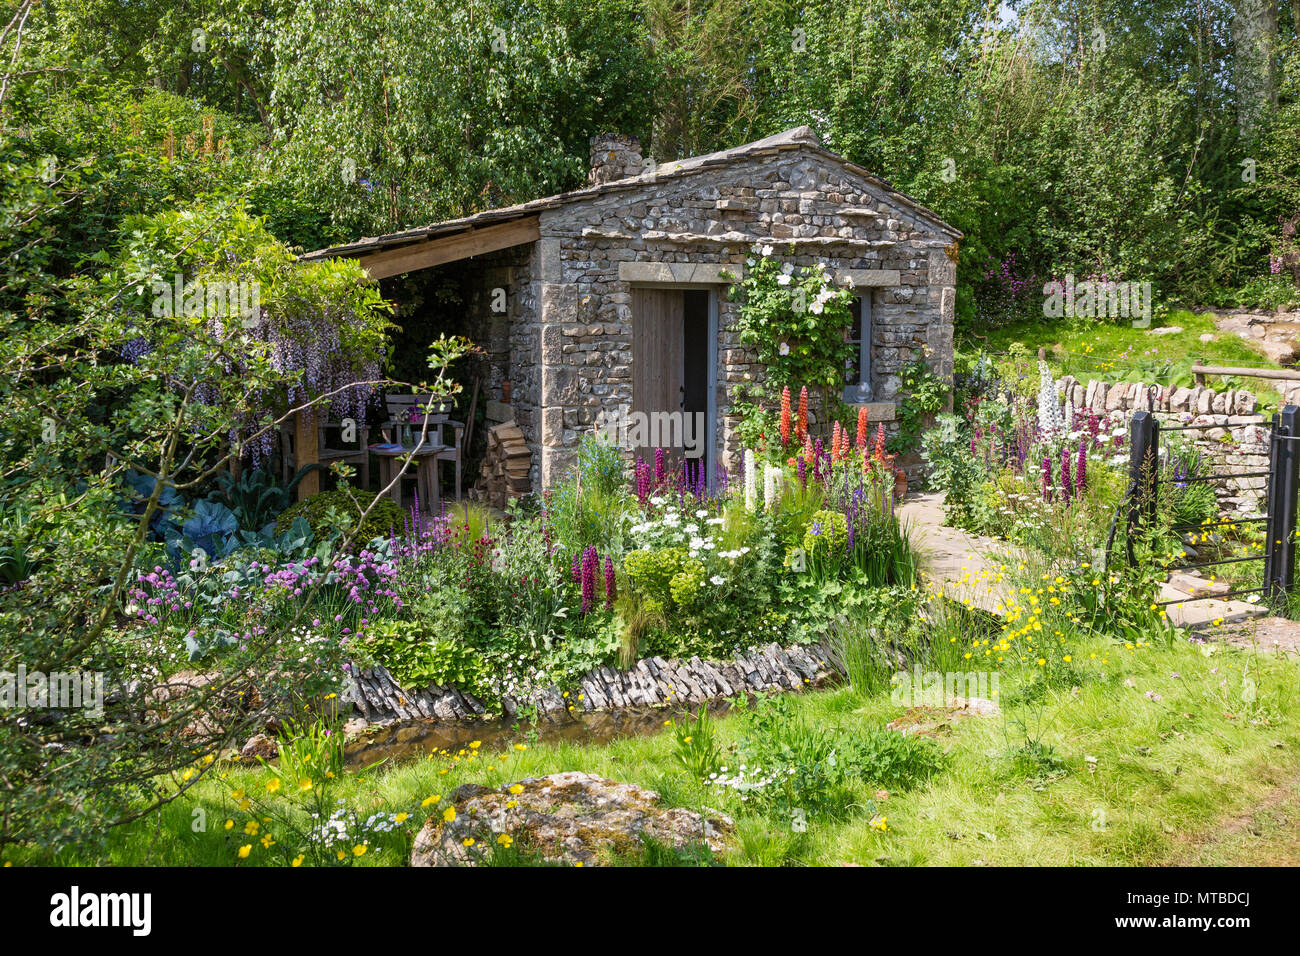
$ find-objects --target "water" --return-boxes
[344,698,740,767]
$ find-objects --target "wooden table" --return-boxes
[370,443,445,514]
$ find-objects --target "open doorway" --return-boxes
[631,287,717,477]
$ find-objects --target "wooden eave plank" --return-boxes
[357,216,541,279]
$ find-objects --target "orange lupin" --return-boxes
[780,386,792,446]
[796,386,809,442]
[856,406,868,451]
[831,421,843,461]
[873,423,887,463]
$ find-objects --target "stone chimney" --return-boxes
[588,133,643,185]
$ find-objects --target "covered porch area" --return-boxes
[287,214,541,513]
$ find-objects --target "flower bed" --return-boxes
[123,422,920,720]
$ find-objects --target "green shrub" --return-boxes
[801,510,847,560]
[358,620,488,694]
[846,728,947,792]
[275,488,402,546]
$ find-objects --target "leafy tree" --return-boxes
[268,0,658,235]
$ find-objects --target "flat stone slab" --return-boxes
[1203,616,1300,656]
[886,697,1001,737]
[410,771,733,866]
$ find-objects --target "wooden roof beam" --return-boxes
[356,216,541,279]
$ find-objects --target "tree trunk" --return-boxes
[1232,0,1278,136]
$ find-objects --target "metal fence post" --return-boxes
[1272,405,1300,600]
[1127,411,1158,565]
[1264,411,1280,597]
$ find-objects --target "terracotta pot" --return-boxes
[894,464,908,499]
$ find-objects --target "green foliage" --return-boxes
[268,717,347,788]
[668,705,723,782]
[850,727,948,793]
[719,692,945,820]
[275,489,402,546]
[801,509,847,561]
[887,358,949,456]
[574,432,627,499]
[624,546,704,612]
[209,464,324,532]
[359,621,489,695]
[268,0,658,236]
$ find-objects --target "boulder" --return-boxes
[1254,339,1296,365]
[239,733,278,760]
[410,772,733,867]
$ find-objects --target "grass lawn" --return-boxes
[961,310,1288,410]
[19,627,1300,867]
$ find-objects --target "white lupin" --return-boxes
[1037,360,1063,439]
[763,464,781,510]
[743,450,758,512]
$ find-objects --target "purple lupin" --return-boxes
[581,547,597,615]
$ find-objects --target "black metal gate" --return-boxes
[1121,404,1300,605]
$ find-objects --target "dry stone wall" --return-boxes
[1054,375,1269,513]
[345,641,842,726]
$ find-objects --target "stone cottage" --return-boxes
[302,126,962,490]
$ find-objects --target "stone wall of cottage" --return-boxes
[528,149,958,486]
[1054,375,1269,513]
[459,244,540,440]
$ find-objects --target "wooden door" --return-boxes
[632,288,685,461]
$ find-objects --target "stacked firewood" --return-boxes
[471,423,532,508]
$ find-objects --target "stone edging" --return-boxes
[343,641,844,726]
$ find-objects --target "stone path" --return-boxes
[898,492,1015,614]
[898,491,1268,628]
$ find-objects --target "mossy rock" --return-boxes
[274,488,402,546]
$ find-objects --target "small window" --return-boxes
[842,294,873,403]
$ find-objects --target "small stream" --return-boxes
[344,697,742,767]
